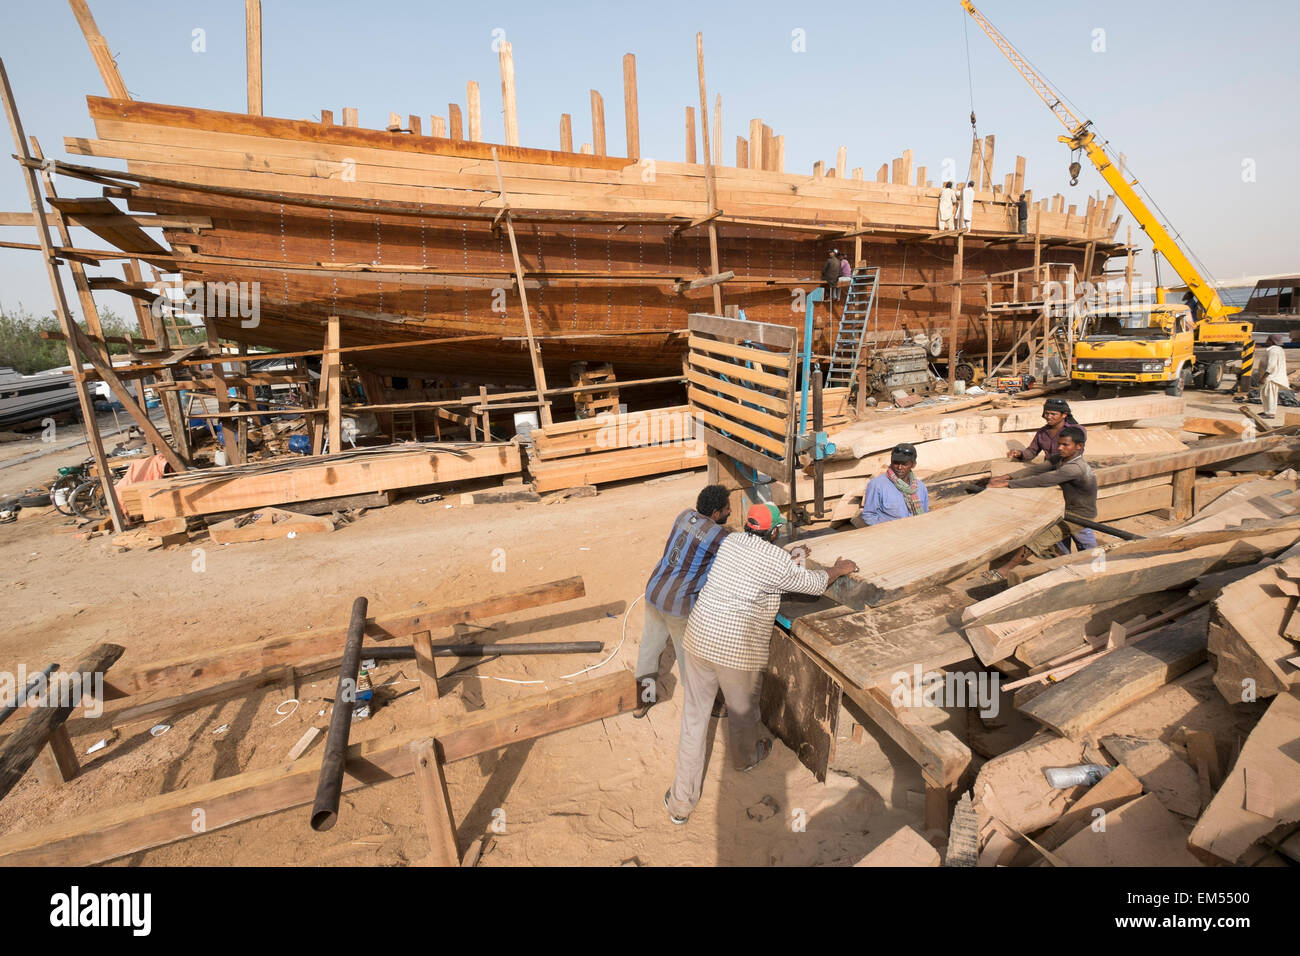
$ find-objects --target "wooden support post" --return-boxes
[412,740,460,866]
[986,313,993,379]
[498,42,518,147]
[762,124,773,172]
[981,134,995,191]
[320,109,333,125]
[342,107,358,127]
[411,630,440,704]
[68,0,130,100]
[2,68,148,534]
[774,135,785,174]
[695,33,723,316]
[205,324,242,465]
[448,103,463,141]
[245,0,262,116]
[479,385,490,438]
[429,115,444,138]
[1172,467,1196,521]
[33,725,80,786]
[948,234,964,387]
[749,118,763,170]
[736,136,748,169]
[466,81,481,141]
[559,113,573,152]
[967,136,981,187]
[836,145,847,179]
[684,105,696,163]
[326,314,342,454]
[590,89,605,156]
[622,53,639,160]
[125,260,190,463]
[712,93,721,166]
[492,149,551,426]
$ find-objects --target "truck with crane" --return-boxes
[961,0,1254,396]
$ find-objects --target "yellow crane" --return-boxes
[961,0,1254,392]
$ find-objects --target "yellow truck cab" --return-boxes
[1073,303,1196,397]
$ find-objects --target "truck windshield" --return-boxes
[1082,312,1185,337]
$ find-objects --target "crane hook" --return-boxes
[1068,148,1082,186]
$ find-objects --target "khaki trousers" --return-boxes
[666,647,765,818]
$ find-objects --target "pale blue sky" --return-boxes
[1,0,1296,322]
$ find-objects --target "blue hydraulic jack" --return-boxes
[796,286,837,520]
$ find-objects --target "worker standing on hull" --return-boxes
[938,182,957,231]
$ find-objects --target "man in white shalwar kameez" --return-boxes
[1260,333,1289,418]
[937,182,957,231]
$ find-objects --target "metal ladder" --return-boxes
[824,266,880,389]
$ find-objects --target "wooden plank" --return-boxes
[1208,555,1300,703]
[1190,689,1300,863]
[1183,416,1252,438]
[963,529,1300,628]
[688,386,786,435]
[687,333,791,368]
[466,81,481,141]
[120,577,585,694]
[686,368,789,416]
[411,629,440,705]
[1101,735,1202,819]
[590,90,605,156]
[691,406,787,457]
[803,487,1063,610]
[760,629,840,783]
[1056,793,1204,867]
[412,739,460,866]
[124,444,521,520]
[1018,609,1210,738]
[207,507,334,545]
[325,314,342,453]
[1032,765,1143,852]
[997,395,1184,432]
[687,312,796,348]
[448,103,463,141]
[498,42,518,146]
[245,0,262,115]
[834,415,1004,460]
[622,54,639,160]
[688,351,790,392]
[0,673,636,867]
[1094,436,1288,487]
[697,425,785,478]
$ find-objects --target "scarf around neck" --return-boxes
[887,466,923,516]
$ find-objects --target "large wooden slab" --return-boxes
[997,394,1184,432]
[835,415,1003,459]
[1019,609,1210,738]
[963,529,1300,628]
[760,628,840,782]
[1189,690,1300,864]
[1209,553,1300,704]
[1056,793,1204,867]
[804,486,1063,610]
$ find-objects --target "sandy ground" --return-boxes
[0,382,1279,866]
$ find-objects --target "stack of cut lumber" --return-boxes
[794,394,1189,521]
[527,406,706,492]
[119,442,520,520]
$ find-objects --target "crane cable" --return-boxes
[962,13,994,191]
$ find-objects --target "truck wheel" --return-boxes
[1080,382,1100,399]
[1203,361,1224,391]
[1165,367,1186,397]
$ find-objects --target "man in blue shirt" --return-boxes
[861,443,930,525]
[635,484,731,717]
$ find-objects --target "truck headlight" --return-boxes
[1077,362,1092,371]
[1142,361,1163,372]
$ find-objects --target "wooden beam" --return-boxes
[244,0,262,116]
[0,643,124,802]
[622,53,639,160]
[466,81,481,141]
[342,107,358,127]
[411,630,441,705]
[326,313,342,454]
[712,93,721,166]
[0,63,129,531]
[949,232,963,386]
[684,106,696,163]
[590,89,605,156]
[559,113,573,152]
[498,41,518,146]
[448,103,463,141]
[749,118,763,170]
[412,739,460,866]
[68,0,129,100]
[836,146,847,179]
[981,134,995,191]
[0,673,636,867]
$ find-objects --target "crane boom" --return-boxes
[960,0,1238,321]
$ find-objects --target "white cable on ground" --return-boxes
[480,592,641,686]
[269,698,299,726]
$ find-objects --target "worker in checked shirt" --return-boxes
[664,503,857,824]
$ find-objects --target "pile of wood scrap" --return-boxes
[207,507,337,545]
[955,477,1300,867]
[526,406,706,492]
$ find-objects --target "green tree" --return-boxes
[0,304,136,374]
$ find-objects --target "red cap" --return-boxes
[744,502,786,532]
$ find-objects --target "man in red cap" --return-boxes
[664,502,857,824]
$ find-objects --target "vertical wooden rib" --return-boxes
[622,54,639,160]
[749,118,763,170]
[467,81,482,141]
[499,42,518,146]
[836,145,847,179]
[590,90,606,156]
[430,116,445,138]
[736,136,748,168]
[981,134,995,191]
[712,93,721,166]
[448,103,463,141]
[245,0,262,115]
[68,0,130,100]
[685,106,696,163]
[342,107,358,128]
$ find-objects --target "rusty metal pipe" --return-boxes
[310,596,368,832]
